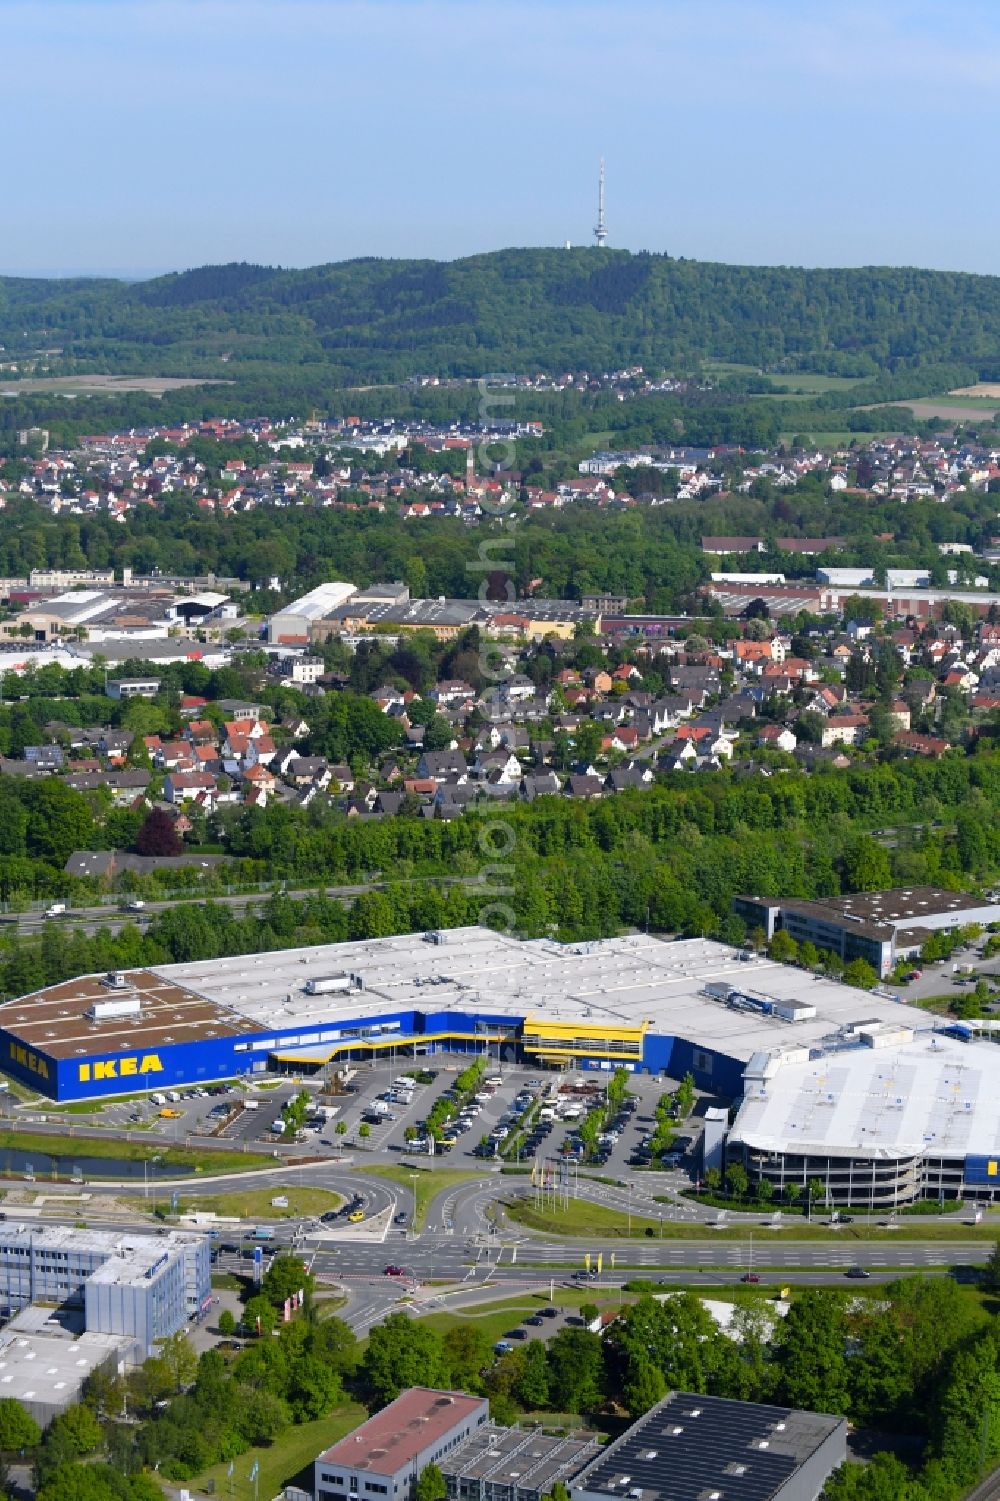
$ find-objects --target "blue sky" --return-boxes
[5,0,1000,277]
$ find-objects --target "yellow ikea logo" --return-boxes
[10,1044,48,1079]
[988,1160,998,1177]
[78,1054,163,1083]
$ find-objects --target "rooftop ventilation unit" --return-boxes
[101,971,130,991]
[87,996,142,1023]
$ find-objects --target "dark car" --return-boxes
[540,1306,558,1318]
[507,1328,529,1340]
[525,1315,543,1326]
[394,1212,408,1224]
[846,1265,871,1279]
[741,1272,761,1284]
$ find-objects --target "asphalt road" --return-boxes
[1,1157,993,1335]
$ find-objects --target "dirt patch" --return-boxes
[950,383,1000,398]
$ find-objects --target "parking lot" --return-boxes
[337,1058,708,1181]
[61,1052,712,1183]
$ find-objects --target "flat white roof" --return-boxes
[274,581,356,621]
[731,1030,1000,1161]
[152,927,934,1062]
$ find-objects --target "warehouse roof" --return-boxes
[439,1422,601,1494]
[0,1305,129,1412]
[1,930,938,1066]
[0,969,253,1058]
[155,928,932,1060]
[571,1392,844,1501]
[730,1029,1000,1161]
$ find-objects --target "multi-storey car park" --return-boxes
[5,920,1000,1207]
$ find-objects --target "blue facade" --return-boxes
[1,1007,752,1104]
[964,1153,1000,1187]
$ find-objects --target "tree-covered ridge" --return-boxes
[7,249,1000,381]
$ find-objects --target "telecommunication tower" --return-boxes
[593,158,608,247]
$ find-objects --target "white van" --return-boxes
[149,1093,166,1106]
[166,1091,181,1103]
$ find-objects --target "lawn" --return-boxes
[191,1400,367,1500]
[166,1186,343,1221]
[356,1166,480,1230]
[504,1195,1000,1242]
[0,1131,274,1176]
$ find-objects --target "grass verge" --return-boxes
[0,1131,274,1176]
[168,1187,343,1221]
[504,1196,1000,1242]
[191,1400,367,1500]
[356,1166,479,1230]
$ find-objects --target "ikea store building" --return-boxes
[6,924,1000,1206]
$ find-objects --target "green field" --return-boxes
[356,1166,480,1229]
[191,1400,368,1501]
[771,373,867,394]
[503,1195,1000,1243]
[166,1186,343,1221]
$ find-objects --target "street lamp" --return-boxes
[144,1154,162,1202]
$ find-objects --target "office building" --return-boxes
[314,1388,489,1501]
[0,1223,210,1355]
[732,887,1000,977]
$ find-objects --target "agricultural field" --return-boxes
[0,374,230,396]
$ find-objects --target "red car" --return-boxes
[740,1272,760,1284]
[384,1264,406,1277]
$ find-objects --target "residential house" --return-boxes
[565,774,604,798]
[894,730,951,758]
[757,725,797,753]
[164,770,217,805]
[821,713,868,747]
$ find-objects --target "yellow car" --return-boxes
[158,1108,182,1119]
[348,1209,365,1223]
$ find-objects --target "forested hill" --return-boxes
[6,248,1000,383]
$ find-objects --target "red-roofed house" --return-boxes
[314,1389,488,1501]
[758,724,797,752]
[894,730,951,758]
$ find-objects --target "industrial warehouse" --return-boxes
[5,923,1000,1205]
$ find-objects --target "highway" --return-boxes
[9,873,489,937]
